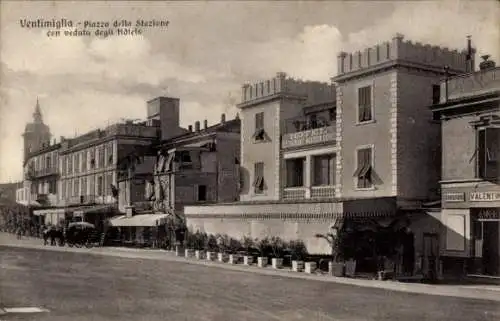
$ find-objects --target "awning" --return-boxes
[33,208,66,216]
[168,139,213,152]
[73,205,114,217]
[109,213,171,227]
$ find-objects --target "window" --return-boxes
[477,127,499,180]
[82,151,87,171]
[313,154,336,186]
[107,143,114,165]
[106,173,113,196]
[46,156,51,169]
[68,156,73,174]
[253,162,265,194]
[97,176,103,196]
[354,147,373,189]
[73,179,79,197]
[90,149,96,169]
[98,146,105,168]
[285,158,305,187]
[329,109,336,122]
[358,86,372,123]
[74,153,80,173]
[81,177,87,196]
[432,85,441,105]
[197,185,207,201]
[61,181,66,199]
[49,180,56,194]
[309,114,318,129]
[253,112,266,142]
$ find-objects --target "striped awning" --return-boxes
[109,213,171,227]
[73,205,114,217]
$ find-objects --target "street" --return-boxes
[0,246,499,321]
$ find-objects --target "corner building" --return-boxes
[431,59,500,277]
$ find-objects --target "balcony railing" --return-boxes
[446,67,500,101]
[33,167,59,177]
[283,187,306,200]
[310,186,336,199]
[282,121,336,149]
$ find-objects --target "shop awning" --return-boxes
[73,205,114,217]
[109,213,171,227]
[33,208,66,216]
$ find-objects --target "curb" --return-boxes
[2,240,500,302]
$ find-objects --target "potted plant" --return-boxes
[270,236,285,269]
[241,236,255,265]
[184,230,197,258]
[289,240,308,272]
[205,234,218,261]
[228,237,242,264]
[315,225,345,277]
[255,237,270,268]
[194,231,207,260]
[216,234,230,262]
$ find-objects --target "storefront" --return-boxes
[441,189,500,277]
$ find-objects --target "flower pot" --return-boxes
[257,257,268,268]
[328,261,345,277]
[195,250,205,260]
[243,255,254,265]
[229,254,240,264]
[305,262,317,274]
[292,260,305,272]
[271,258,283,269]
[218,252,228,263]
[175,245,184,257]
[206,251,216,261]
[185,249,195,258]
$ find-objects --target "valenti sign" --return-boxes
[469,192,500,202]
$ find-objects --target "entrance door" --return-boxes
[482,222,499,276]
[423,233,439,280]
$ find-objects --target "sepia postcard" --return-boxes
[0,1,499,320]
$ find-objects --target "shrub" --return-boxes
[205,234,218,251]
[269,236,286,258]
[228,237,242,253]
[288,239,308,261]
[255,237,271,257]
[216,234,230,253]
[241,235,255,254]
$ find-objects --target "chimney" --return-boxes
[53,139,56,145]
[188,125,193,132]
[235,113,240,120]
[221,113,226,123]
[466,35,473,73]
[479,55,496,71]
[204,119,208,129]
[195,121,200,132]
[60,136,65,142]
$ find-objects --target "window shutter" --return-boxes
[478,129,486,178]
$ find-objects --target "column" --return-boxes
[305,155,311,199]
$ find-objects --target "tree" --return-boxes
[315,227,343,263]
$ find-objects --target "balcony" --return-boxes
[282,119,336,149]
[282,185,336,200]
[33,167,59,177]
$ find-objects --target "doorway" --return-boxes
[482,221,499,276]
[423,233,439,280]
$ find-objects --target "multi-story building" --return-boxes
[184,35,473,277]
[431,57,500,277]
[109,113,240,245]
[16,99,59,214]
[28,96,183,229]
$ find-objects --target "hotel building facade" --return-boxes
[185,34,472,277]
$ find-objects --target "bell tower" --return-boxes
[22,98,51,161]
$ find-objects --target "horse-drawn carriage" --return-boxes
[65,222,99,248]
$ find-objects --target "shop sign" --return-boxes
[477,208,500,221]
[443,192,465,202]
[469,192,500,202]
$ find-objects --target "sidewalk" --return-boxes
[1,232,500,302]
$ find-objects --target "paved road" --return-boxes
[1,246,499,321]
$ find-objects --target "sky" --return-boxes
[0,0,499,183]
